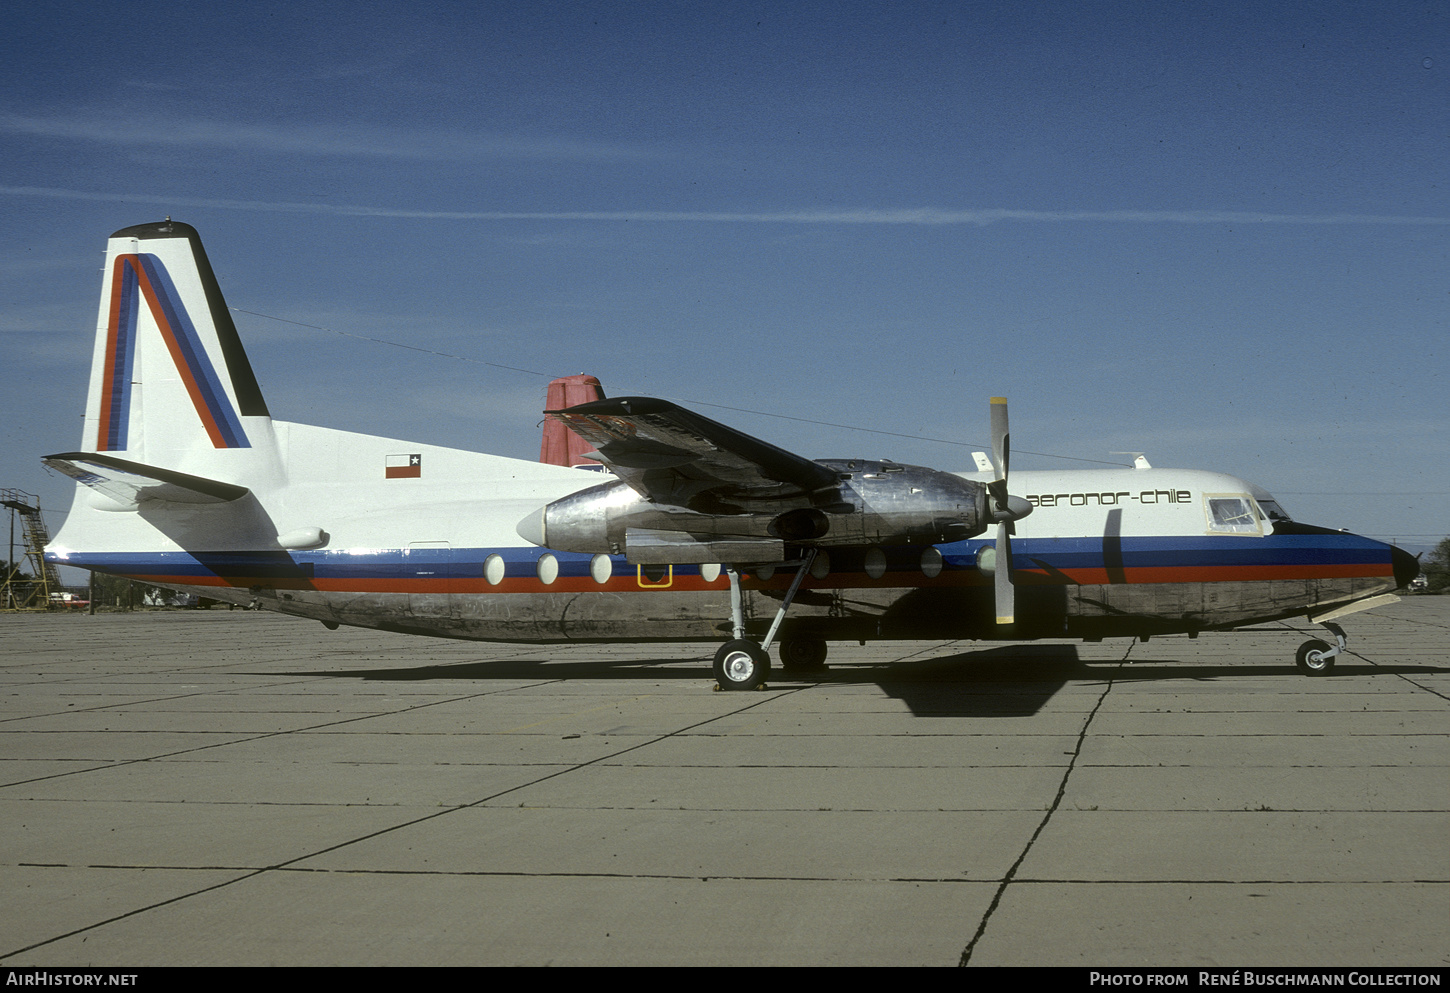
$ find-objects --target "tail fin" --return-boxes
[539,374,605,467]
[84,220,271,465]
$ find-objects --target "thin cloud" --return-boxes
[2,185,1447,227]
[0,112,652,163]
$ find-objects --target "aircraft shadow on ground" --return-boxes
[271,649,1446,719]
[277,644,1068,717]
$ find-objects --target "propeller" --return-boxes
[986,397,1032,625]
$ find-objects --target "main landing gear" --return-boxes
[777,637,829,671]
[713,639,770,690]
[712,550,829,690]
[1296,620,1347,676]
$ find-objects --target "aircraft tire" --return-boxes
[1295,638,1335,676]
[714,639,770,690]
[779,638,828,671]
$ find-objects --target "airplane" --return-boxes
[42,221,1420,690]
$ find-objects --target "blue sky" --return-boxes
[1,1,1445,562]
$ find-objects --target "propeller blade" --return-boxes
[995,522,1014,625]
[990,396,1010,498]
[990,397,1014,625]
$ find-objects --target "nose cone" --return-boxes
[515,506,546,547]
[1391,544,1420,589]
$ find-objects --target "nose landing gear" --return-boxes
[1296,620,1346,676]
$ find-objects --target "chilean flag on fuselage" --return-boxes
[97,252,249,451]
[386,453,422,479]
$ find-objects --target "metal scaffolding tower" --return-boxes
[2,489,62,610]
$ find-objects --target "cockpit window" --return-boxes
[1204,494,1262,535]
[1255,499,1292,522]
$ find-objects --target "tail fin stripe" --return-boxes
[98,255,140,451]
[97,254,250,451]
[135,254,248,448]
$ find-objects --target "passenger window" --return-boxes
[1205,495,1262,535]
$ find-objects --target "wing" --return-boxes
[547,397,839,509]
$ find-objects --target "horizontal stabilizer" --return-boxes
[43,452,250,508]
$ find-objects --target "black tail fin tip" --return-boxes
[109,220,268,418]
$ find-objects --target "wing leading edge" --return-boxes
[547,397,840,507]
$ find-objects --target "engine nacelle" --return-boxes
[516,460,1002,557]
[514,479,647,554]
[815,460,995,546]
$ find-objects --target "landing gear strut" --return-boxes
[713,550,821,690]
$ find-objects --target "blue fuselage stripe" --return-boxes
[50,532,1396,583]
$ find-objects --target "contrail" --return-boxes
[3,185,1447,226]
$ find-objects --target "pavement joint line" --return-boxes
[1341,613,1450,632]
[0,868,268,962]
[0,678,813,960]
[13,861,1445,887]
[200,867,1450,886]
[0,668,566,723]
[20,801,1445,812]
[0,686,313,725]
[1361,654,1450,703]
[0,678,572,789]
[957,640,1128,966]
